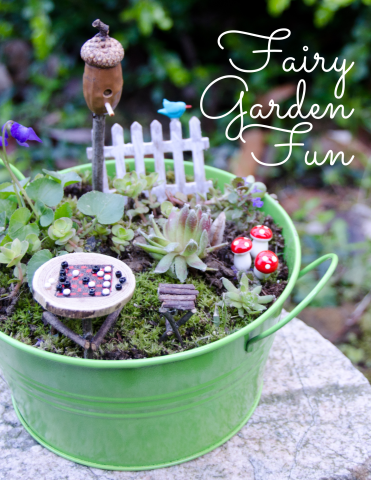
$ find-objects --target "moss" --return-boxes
[0,267,256,360]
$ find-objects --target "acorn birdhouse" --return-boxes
[81,19,124,116]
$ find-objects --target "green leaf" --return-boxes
[160,201,174,218]
[43,169,82,188]
[35,200,54,227]
[0,197,17,219]
[180,239,198,257]
[222,277,239,293]
[26,249,53,289]
[154,252,177,273]
[185,253,207,271]
[0,212,6,232]
[174,255,187,283]
[8,207,39,241]
[0,178,30,198]
[54,202,73,220]
[77,192,126,225]
[26,178,63,207]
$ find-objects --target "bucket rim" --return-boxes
[0,160,301,368]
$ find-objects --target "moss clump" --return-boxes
[0,267,257,360]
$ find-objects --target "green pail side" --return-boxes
[0,160,333,470]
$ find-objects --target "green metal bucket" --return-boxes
[0,160,338,470]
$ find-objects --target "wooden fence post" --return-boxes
[131,122,146,177]
[170,118,186,194]
[112,123,126,179]
[190,117,208,197]
[150,120,167,203]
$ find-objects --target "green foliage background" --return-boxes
[0,0,371,180]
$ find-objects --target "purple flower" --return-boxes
[252,197,264,208]
[251,186,262,194]
[231,265,239,279]
[0,126,9,148]
[10,122,42,147]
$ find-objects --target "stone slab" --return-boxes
[1,316,371,480]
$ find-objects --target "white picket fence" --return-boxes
[86,117,212,202]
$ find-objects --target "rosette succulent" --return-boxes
[221,275,274,317]
[111,225,134,254]
[134,205,227,282]
[0,238,28,268]
[48,217,76,245]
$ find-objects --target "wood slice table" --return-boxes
[32,252,136,358]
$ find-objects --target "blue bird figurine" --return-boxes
[157,99,192,119]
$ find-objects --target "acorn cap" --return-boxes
[81,19,124,68]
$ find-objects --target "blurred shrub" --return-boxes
[0,0,370,180]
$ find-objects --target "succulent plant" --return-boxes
[111,225,134,254]
[134,204,227,282]
[221,275,274,317]
[0,238,28,268]
[114,171,147,199]
[26,233,41,254]
[48,217,76,245]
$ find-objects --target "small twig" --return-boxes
[42,312,90,350]
[91,307,123,351]
[160,310,184,345]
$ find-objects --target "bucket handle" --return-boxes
[245,253,338,351]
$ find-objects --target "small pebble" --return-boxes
[44,282,51,289]
[61,261,68,268]
[104,274,111,281]
[88,281,96,288]
[63,289,71,296]
[97,271,104,277]
[83,276,89,283]
[103,281,110,288]
[115,283,122,291]
[104,266,112,273]
[119,277,127,284]
[102,288,110,296]
[49,278,56,284]
[89,289,95,296]
[115,270,122,278]
[72,270,79,277]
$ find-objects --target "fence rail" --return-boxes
[86,116,212,202]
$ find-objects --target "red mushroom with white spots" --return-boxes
[250,225,273,258]
[231,237,253,272]
[254,250,279,280]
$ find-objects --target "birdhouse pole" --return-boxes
[81,20,124,191]
[92,114,106,192]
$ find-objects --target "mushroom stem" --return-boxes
[251,239,269,258]
[92,113,106,192]
[253,266,265,280]
[233,252,252,272]
[105,102,115,117]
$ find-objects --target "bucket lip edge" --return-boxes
[0,160,301,368]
